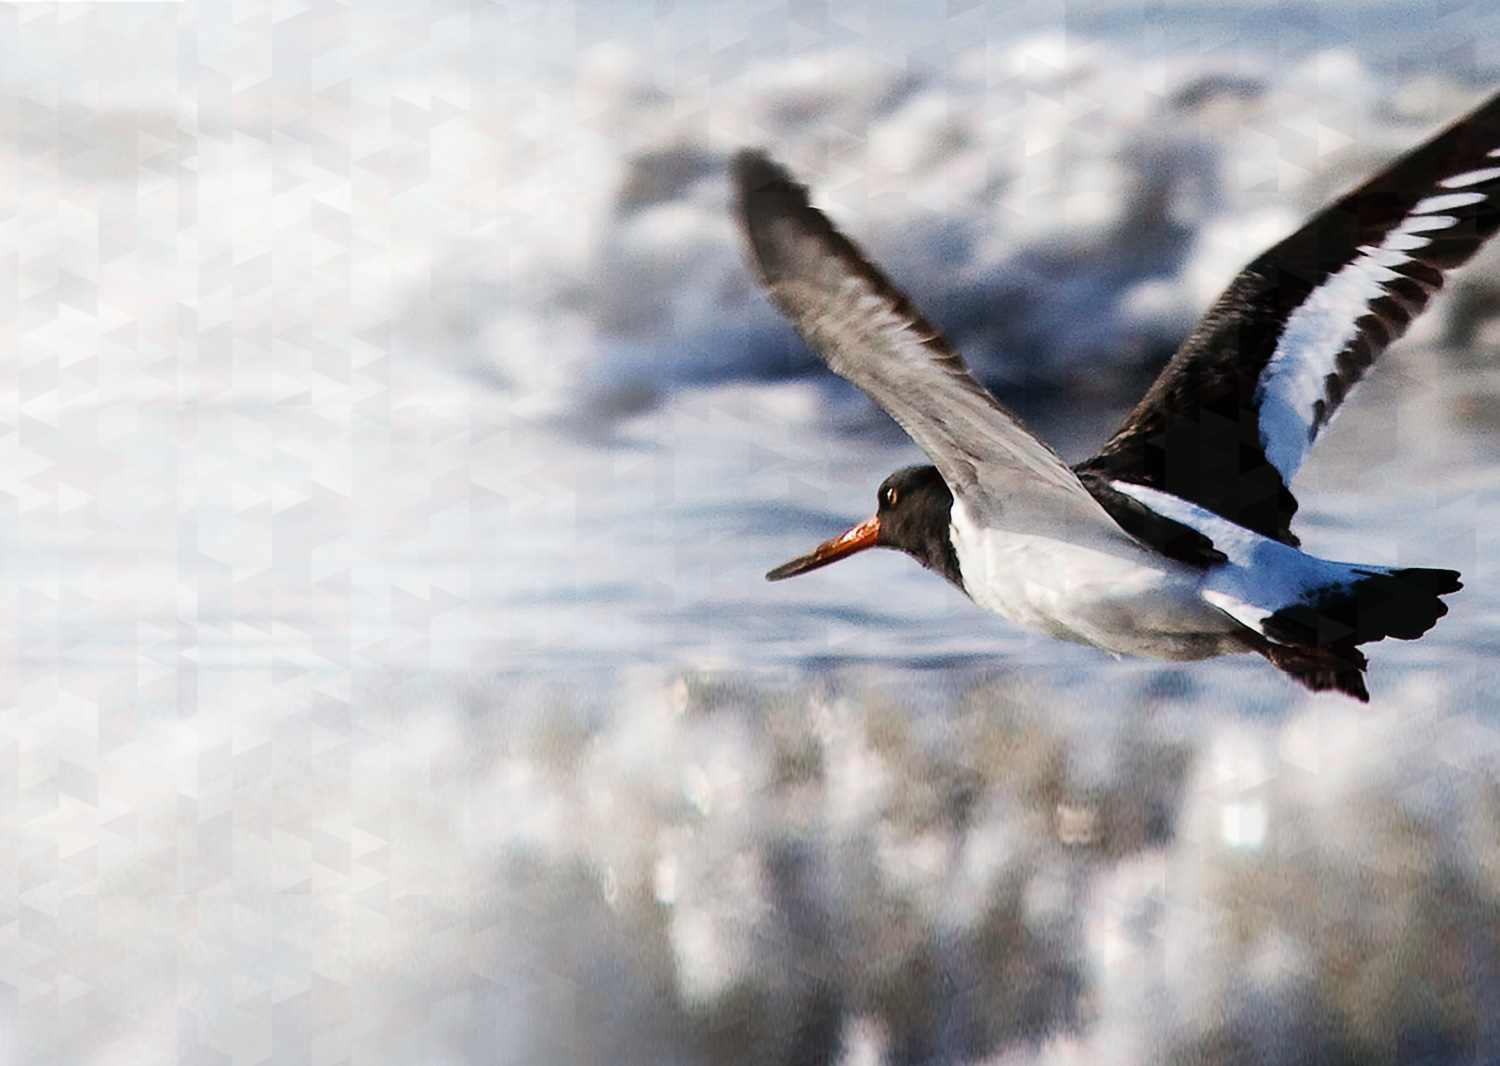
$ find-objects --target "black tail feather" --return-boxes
[1248,566,1461,701]
[1256,639,1371,702]
[1262,567,1462,648]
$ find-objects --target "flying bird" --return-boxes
[735,91,1500,700]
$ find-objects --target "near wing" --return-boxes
[734,150,1120,535]
[1077,90,1500,546]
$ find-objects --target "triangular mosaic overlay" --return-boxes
[4,2,1500,1064]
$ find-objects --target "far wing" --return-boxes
[1078,90,1500,546]
[735,150,1120,537]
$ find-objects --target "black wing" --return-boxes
[1076,90,1500,546]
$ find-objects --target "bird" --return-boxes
[734,90,1500,701]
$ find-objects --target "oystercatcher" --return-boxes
[736,91,1500,701]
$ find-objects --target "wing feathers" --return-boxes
[1081,90,1500,544]
[740,89,1500,549]
[734,150,1121,535]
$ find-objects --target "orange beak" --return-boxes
[765,514,882,580]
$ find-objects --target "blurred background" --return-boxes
[4,1,1500,1063]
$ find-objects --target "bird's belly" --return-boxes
[948,512,1242,660]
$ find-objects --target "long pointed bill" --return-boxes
[765,514,881,581]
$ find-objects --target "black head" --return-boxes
[766,465,963,588]
[872,466,962,583]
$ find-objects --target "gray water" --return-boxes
[5,2,1500,1064]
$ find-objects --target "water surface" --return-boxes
[4,4,1500,1063]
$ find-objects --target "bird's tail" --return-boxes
[1234,565,1462,702]
[1260,566,1463,647]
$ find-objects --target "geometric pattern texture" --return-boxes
[4,3,1500,1064]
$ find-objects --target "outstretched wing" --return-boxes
[734,150,1121,537]
[1077,90,1500,546]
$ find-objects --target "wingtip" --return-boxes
[731,148,790,196]
[732,148,817,285]
[731,149,811,225]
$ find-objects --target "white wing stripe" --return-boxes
[1396,214,1459,234]
[1110,480,1360,629]
[1412,191,1487,213]
[1381,232,1432,252]
[1357,246,1413,272]
[1440,165,1500,188]
[1257,256,1389,478]
[1256,185,1495,481]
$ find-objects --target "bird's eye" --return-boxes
[883,487,898,508]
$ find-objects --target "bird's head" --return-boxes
[766,465,962,587]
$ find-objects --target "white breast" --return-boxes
[947,500,1241,660]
